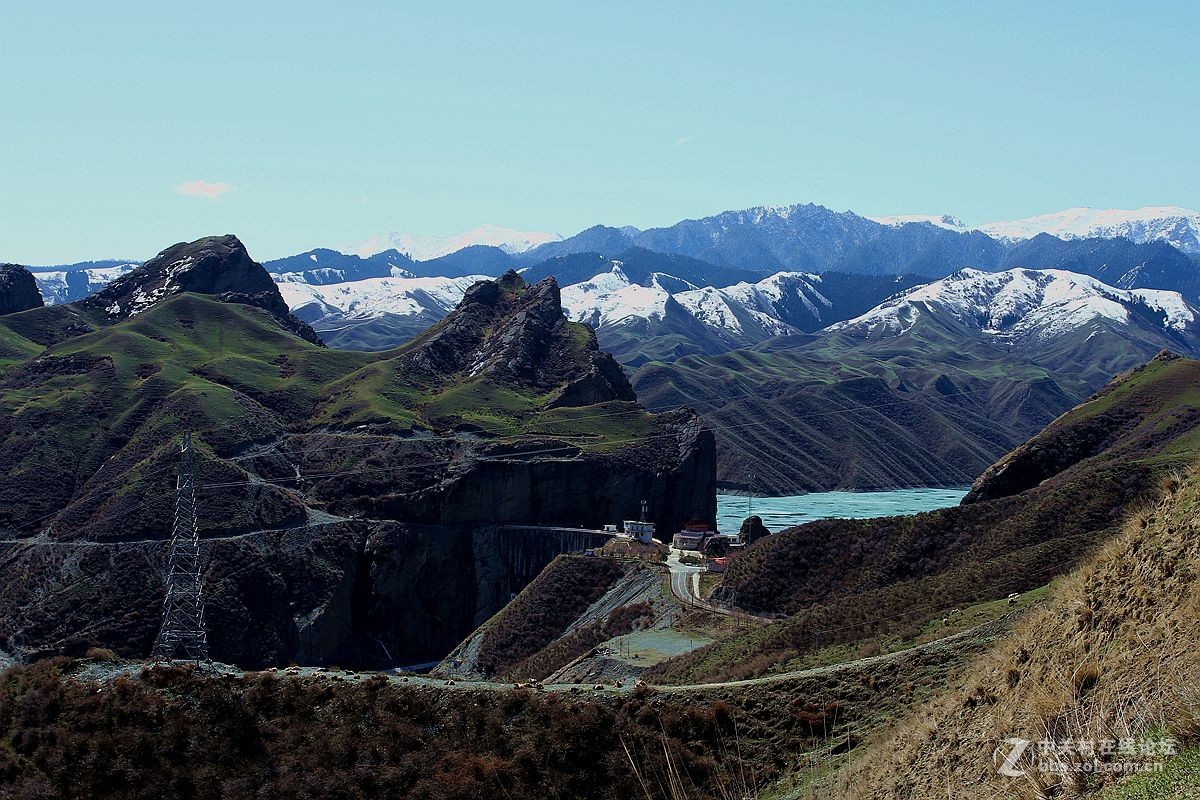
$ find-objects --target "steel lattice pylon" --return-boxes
[152,431,209,661]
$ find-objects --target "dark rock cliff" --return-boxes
[0,265,45,315]
[78,234,322,344]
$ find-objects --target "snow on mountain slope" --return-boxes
[274,264,413,285]
[348,224,562,260]
[673,287,793,335]
[559,264,671,327]
[979,207,1200,253]
[828,268,1199,342]
[559,265,812,336]
[278,274,486,319]
[719,272,831,318]
[868,214,968,231]
[33,264,139,305]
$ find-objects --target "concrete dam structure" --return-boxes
[470,524,615,629]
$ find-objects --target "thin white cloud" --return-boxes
[675,136,691,146]
[176,180,234,200]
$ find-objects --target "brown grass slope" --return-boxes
[647,352,1200,685]
[822,464,1200,800]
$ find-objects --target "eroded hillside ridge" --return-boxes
[0,259,716,668]
[78,234,322,344]
[963,350,1190,503]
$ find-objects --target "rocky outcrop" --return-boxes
[401,270,635,407]
[0,265,44,314]
[78,234,322,344]
[737,515,771,546]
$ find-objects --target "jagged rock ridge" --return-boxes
[401,270,635,408]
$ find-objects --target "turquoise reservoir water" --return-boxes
[716,487,969,535]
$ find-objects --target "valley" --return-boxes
[3,207,1199,800]
[6,3,1199,796]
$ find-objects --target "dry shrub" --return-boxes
[85,647,118,662]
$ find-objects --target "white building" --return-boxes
[622,520,656,544]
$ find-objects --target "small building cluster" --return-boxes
[671,520,742,557]
[592,501,766,566]
[596,500,667,560]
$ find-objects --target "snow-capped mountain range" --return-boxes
[560,263,804,338]
[28,263,139,305]
[347,224,562,260]
[977,207,1200,253]
[279,274,486,321]
[829,267,1200,347]
[871,206,1200,254]
[11,201,1199,364]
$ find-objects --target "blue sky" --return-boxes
[2,1,1197,263]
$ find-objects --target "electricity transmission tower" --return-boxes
[152,431,209,661]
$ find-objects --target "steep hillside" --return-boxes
[440,554,630,678]
[826,461,1200,799]
[645,353,1200,685]
[0,249,715,668]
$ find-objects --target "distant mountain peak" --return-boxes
[868,213,967,231]
[348,224,563,260]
